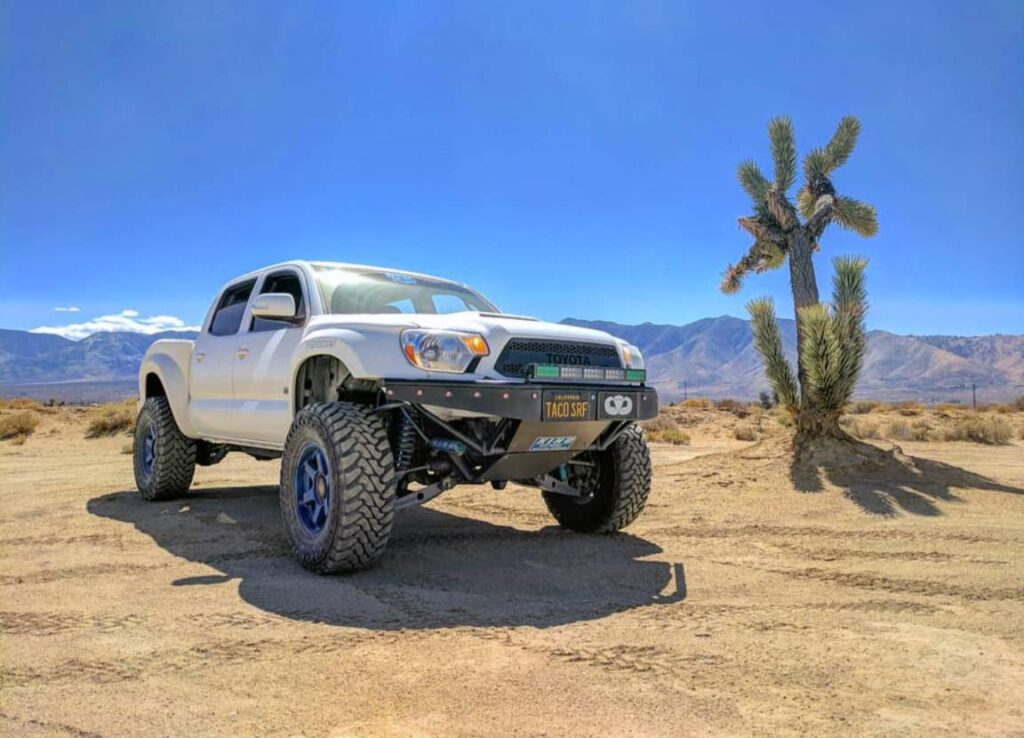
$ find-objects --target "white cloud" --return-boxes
[53,306,81,313]
[31,309,201,340]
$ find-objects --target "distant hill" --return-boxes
[563,317,1024,403]
[0,329,198,386]
[1,320,1021,403]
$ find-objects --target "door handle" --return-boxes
[194,352,205,363]
[236,346,250,360]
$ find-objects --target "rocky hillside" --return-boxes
[563,317,1023,402]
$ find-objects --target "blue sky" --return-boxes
[2,1,1022,338]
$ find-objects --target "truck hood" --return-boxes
[308,312,621,345]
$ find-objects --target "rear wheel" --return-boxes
[543,424,651,533]
[279,402,396,574]
[133,397,196,501]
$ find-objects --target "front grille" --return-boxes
[494,339,621,378]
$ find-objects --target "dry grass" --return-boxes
[715,398,748,416]
[941,416,1013,445]
[679,398,713,409]
[0,412,41,441]
[848,400,880,415]
[846,418,881,440]
[0,397,43,411]
[86,400,137,438]
[733,426,758,442]
[642,414,691,445]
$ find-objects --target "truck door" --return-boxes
[188,279,256,440]
[230,268,308,445]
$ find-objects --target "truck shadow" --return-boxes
[88,486,686,630]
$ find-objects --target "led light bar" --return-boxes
[528,364,646,383]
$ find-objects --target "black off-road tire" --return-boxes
[279,402,396,574]
[543,424,652,533]
[133,396,197,501]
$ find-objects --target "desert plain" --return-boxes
[1,402,1022,737]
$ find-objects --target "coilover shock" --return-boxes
[392,409,418,473]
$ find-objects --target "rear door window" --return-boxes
[209,280,256,336]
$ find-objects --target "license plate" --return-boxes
[542,390,593,421]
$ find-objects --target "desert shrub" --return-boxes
[642,414,691,445]
[775,412,794,427]
[983,403,1015,414]
[933,402,961,414]
[849,400,879,414]
[0,412,40,440]
[896,401,925,416]
[848,419,880,440]
[884,419,930,441]
[4,397,42,411]
[715,398,745,412]
[733,426,758,442]
[86,401,136,438]
[681,398,713,409]
[942,416,1012,445]
[1014,396,1024,412]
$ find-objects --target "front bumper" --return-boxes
[381,380,659,422]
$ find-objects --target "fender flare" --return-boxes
[289,330,374,411]
[139,351,197,438]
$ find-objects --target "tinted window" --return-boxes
[209,280,255,336]
[252,271,306,332]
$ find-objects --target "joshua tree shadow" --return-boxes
[788,437,1023,517]
[88,487,686,630]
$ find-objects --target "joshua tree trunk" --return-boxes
[786,228,820,388]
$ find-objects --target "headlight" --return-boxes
[620,343,644,370]
[400,330,490,373]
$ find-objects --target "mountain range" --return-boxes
[1,319,1021,403]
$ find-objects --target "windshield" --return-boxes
[313,265,498,315]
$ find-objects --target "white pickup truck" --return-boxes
[136,261,658,573]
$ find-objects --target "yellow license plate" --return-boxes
[542,390,593,421]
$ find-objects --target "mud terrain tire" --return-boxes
[133,396,197,501]
[280,402,396,574]
[543,424,652,533]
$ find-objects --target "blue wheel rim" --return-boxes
[295,442,331,535]
[141,425,157,481]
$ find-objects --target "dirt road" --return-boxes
[2,408,1023,737]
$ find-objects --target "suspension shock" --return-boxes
[393,409,418,473]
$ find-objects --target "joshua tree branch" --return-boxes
[766,188,798,231]
[804,194,835,238]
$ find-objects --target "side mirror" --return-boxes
[251,293,297,319]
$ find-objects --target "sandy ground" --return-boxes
[1,408,1023,737]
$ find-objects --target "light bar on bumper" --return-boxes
[528,364,646,383]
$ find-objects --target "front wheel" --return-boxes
[543,424,652,533]
[133,396,197,501]
[279,402,396,574]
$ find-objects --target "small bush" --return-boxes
[715,398,745,412]
[681,398,713,409]
[648,427,691,445]
[733,426,758,442]
[942,416,1012,445]
[4,397,42,411]
[884,419,931,441]
[86,401,136,438]
[642,414,691,445]
[896,401,925,416]
[775,412,794,427]
[849,419,880,440]
[0,412,40,440]
[849,400,879,415]
[1014,396,1024,412]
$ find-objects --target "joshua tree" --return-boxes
[721,116,877,440]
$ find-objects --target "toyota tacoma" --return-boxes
[135,261,658,573]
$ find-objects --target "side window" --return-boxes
[209,280,255,336]
[251,271,306,332]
